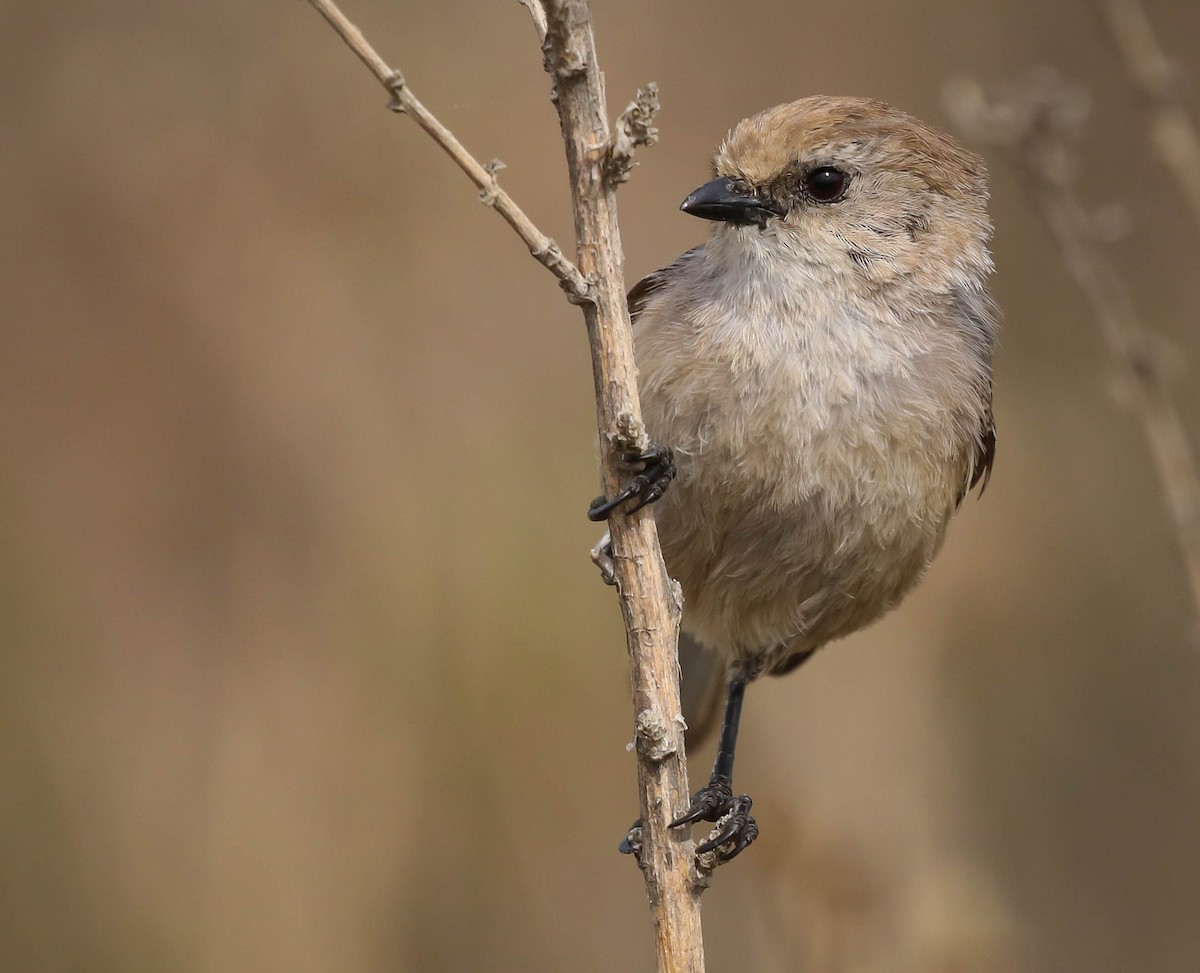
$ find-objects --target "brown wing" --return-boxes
[953,412,995,507]
[971,413,996,495]
[627,246,703,324]
[949,283,998,504]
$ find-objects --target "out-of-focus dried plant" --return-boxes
[947,70,1200,631]
[1096,0,1200,231]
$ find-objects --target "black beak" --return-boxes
[680,177,782,226]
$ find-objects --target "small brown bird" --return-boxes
[591,96,996,862]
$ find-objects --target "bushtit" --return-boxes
[591,96,996,862]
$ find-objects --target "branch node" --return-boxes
[606,83,661,186]
[563,279,595,305]
[385,70,408,113]
[540,9,589,80]
[479,158,507,205]
[611,410,647,450]
[633,708,677,763]
[543,37,588,79]
[1128,328,1182,384]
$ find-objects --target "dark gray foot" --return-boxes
[618,780,758,865]
[587,443,676,521]
[671,779,758,862]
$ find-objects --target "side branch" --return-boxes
[518,0,549,41]
[305,0,589,301]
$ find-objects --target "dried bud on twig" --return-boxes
[607,84,662,185]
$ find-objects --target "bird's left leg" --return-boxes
[670,673,758,863]
[587,443,676,521]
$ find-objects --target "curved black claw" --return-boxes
[670,780,758,864]
[588,443,676,522]
[696,796,757,861]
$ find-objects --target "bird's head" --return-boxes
[682,96,993,303]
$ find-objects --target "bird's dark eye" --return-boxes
[803,166,848,202]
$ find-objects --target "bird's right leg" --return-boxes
[669,674,757,862]
[619,673,758,866]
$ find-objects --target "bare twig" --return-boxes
[518,0,548,42]
[307,0,701,968]
[947,71,1200,626]
[539,3,702,970]
[1097,0,1200,231]
[305,0,588,301]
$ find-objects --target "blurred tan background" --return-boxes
[3,1,1200,970]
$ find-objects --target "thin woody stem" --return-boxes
[540,3,702,971]
[305,1,701,968]
[305,0,589,301]
[518,0,549,42]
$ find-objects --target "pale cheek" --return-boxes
[766,223,863,278]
